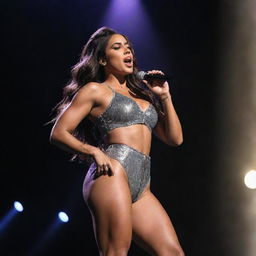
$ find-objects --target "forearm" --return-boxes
[50,129,97,157]
[160,93,183,145]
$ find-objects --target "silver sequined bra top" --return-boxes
[94,86,158,136]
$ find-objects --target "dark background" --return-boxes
[1,0,224,255]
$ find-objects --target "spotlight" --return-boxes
[244,170,256,189]
[0,201,23,233]
[13,201,24,212]
[30,211,70,254]
[58,212,69,223]
[101,0,168,71]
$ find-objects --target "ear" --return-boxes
[99,58,107,66]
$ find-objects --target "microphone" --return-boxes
[136,71,170,81]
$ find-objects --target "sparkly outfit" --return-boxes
[85,85,158,203]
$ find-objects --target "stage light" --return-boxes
[0,201,23,233]
[244,170,256,189]
[13,201,24,212]
[58,212,69,223]
[101,0,168,70]
[30,211,70,254]
[102,0,146,33]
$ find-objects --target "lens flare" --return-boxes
[58,212,69,223]
[13,201,24,212]
[244,170,256,189]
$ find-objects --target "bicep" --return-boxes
[53,85,96,133]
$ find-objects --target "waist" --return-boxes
[104,143,151,159]
[104,139,151,156]
[103,126,152,154]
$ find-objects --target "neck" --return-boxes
[104,73,127,88]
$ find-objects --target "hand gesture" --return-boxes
[91,147,114,177]
[143,70,170,97]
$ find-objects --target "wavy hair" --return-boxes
[50,27,162,162]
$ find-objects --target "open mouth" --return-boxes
[123,56,133,66]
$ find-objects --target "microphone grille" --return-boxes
[136,71,146,80]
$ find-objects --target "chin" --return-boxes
[113,66,134,77]
[124,68,134,75]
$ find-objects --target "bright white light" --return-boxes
[58,212,69,223]
[244,170,256,189]
[13,201,24,212]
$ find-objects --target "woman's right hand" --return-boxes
[91,147,114,176]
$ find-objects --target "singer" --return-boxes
[50,27,184,256]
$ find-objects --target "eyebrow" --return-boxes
[111,41,129,47]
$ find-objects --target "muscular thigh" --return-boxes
[83,159,132,250]
[131,190,182,255]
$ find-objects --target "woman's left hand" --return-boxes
[142,70,170,97]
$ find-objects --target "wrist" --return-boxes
[80,143,98,156]
[160,93,171,101]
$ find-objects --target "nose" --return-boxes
[124,46,131,55]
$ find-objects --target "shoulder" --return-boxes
[78,82,105,95]
[73,82,106,102]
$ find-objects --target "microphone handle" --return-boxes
[144,73,169,81]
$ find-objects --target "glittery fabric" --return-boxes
[87,85,155,203]
[94,86,158,135]
[105,144,151,203]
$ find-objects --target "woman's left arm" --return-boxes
[145,70,183,146]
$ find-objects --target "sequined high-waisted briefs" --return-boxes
[105,144,151,202]
[86,144,151,203]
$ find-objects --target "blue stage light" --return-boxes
[13,201,24,212]
[58,212,69,223]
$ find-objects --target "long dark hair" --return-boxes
[50,27,162,161]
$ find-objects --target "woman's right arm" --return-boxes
[50,83,113,175]
[50,82,98,156]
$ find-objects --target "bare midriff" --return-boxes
[104,124,152,155]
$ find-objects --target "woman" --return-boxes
[50,27,184,256]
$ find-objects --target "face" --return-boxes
[103,34,134,76]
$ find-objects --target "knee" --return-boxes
[173,248,185,256]
[103,245,129,256]
[157,243,185,256]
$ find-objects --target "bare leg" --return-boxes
[83,159,132,256]
[132,188,185,256]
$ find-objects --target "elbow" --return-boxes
[49,129,62,145]
[172,130,183,146]
[49,132,57,145]
[49,135,56,145]
[173,138,183,146]
[175,134,183,146]
[167,135,183,147]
